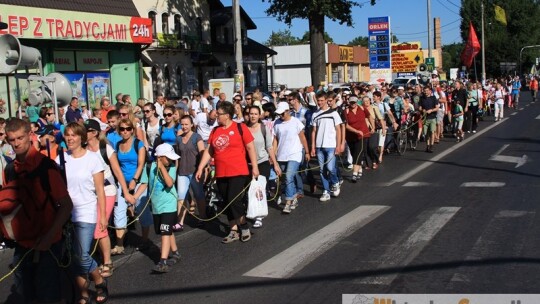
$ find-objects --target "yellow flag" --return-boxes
[494,5,507,26]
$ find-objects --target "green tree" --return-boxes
[442,42,464,72]
[299,31,333,43]
[460,0,540,77]
[347,36,368,47]
[391,34,399,43]
[263,0,376,85]
[265,29,301,46]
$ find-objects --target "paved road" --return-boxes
[1,96,539,304]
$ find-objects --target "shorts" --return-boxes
[114,183,153,229]
[153,212,177,235]
[453,120,463,130]
[436,109,445,123]
[94,195,116,239]
[176,174,205,201]
[423,118,437,135]
[378,129,386,147]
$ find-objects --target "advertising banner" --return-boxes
[86,73,110,110]
[391,51,424,73]
[343,294,539,304]
[64,73,87,104]
[0,4,152,44]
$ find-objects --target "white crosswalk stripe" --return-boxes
[243,205,390,279]
[358,207,460,285]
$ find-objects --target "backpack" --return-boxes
[0,157,61,248]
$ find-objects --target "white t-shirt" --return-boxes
[155,102,164,119]
[273,116,305,163]
[200,97,210,111]
[195,112,218,141]
[95,145,117,197]
[143,118,161,147]
[57,150,104,223]
[312,108,342,148]
[306,91,316,107]
[191,99,201,115]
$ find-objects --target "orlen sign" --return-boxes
[0,4,152,44]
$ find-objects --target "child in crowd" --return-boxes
[452,101,464,142]
[149,143,181,273]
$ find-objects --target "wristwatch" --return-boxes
[133,177,140,183]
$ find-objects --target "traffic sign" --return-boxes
[425,57,435,72]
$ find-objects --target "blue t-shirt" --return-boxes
[117,138,145,182]
[148,163,178,214]
[512,80,521,94]
[106,130,122,151]
[159,124,180,145]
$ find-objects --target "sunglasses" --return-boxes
[86,129,98,133]
[119,127,133,132]
[0,133,4,136]
[233,99,242,102]
[119,112,129,116]
[245,98,252,100]
[143,110,152,113]
[164,113,174,117]
[46,113,54,116]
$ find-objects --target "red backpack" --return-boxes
[0,157,60,248]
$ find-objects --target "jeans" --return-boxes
[316,148,339,192]
[279,161,301,201]
[177,173,205,201]
[72,222,99,275]
[9,242,64,303]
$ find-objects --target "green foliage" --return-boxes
[347,36,368,47]
[265,29,301,46]
[460,0,540,76]
[299,31,333,43]
[442,42,464,71]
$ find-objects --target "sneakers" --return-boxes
[167,252,181,265]
[290,198,299,210]
[472,130,477,134]
[331,183,341,197]
[222,230,240,243]
[282,204,292,214]
[253,219,263,228]
[153,262,169,273]
[319,191,331,202]
[276,196,283,205]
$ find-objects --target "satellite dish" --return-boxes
[0,34,41,74]
[28,73,72,107]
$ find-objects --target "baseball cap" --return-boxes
[155,143,180,160]
[275,102,290,114]
[84,119,101,132]
[262,96,270,103]
[398,86,405,90]
[283,90,292,96]
[348,96,359,103]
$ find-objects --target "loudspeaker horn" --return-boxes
[28,73,73,107]
[417,63,428,73]
[0,34,41,74]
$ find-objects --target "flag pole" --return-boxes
[481,1,486,84]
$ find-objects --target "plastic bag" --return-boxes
[246,175,268,219]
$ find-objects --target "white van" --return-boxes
[392,77,418,87]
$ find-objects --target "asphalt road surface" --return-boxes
[1,94,539,304]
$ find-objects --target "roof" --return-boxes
[1,0,140,17]
[211,6,257,30]
[212,38,277,56]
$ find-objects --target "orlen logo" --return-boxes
[129,17,153,44]
[369,23,389,31]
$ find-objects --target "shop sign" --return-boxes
[391,51,424,73]
[391,41,422,52]
[53,51,75,71]
[76,52,109,71]
[0,4,152,44]
[157,33,179,48]
[339,46,354,63]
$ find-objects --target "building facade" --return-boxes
[0,0,150,117]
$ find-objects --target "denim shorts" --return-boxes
[10,242,64,303]
[114,184,153,228]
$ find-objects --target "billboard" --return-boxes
[368,16,391,84]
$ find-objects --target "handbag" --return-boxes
[246,176,268,219]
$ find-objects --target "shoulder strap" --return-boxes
[260,123,267,145]
[236,122,243,137]
[99,141,111,167]
[190,133,199,150]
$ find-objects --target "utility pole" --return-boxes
[481,1,486,84]
[233,0,244,95]
[427,0,432,58]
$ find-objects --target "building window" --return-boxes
[151,66,158,97]
[164,65,170,97]
[174,14,181,40]
[148,11,157,38]
[176,66,183,97]
[196,17,203,40]
[162,13,169,34]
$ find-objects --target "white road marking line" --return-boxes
[447,210,535,287]
[536,114,540,119]
[403,181,433,187]
[519,107,524,110]
[388,118,508,186]
[511,112,518,116]
[460,182,506,187]
[243,205,390,279]
[359,207,460,285]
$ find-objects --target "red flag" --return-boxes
[461,22,481,68]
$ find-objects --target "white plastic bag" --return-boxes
[246,175,268,219]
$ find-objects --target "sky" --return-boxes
[221,0,463,48]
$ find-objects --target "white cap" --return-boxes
[283,90,292,96]
[343,90,351,95]
[275,102,290,114]
[262,96,270,103]
[432,70,438,75]
[398,86,405,90]
[155,143,180,160]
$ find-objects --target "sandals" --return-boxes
[78,296,92,304]
[110,245,124,256]
[95,279,109,304]
[222,230,239,244]
[253,219,263,228]
[172,223,184,232]
[241,229,251,242]
[100,263,114,278]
